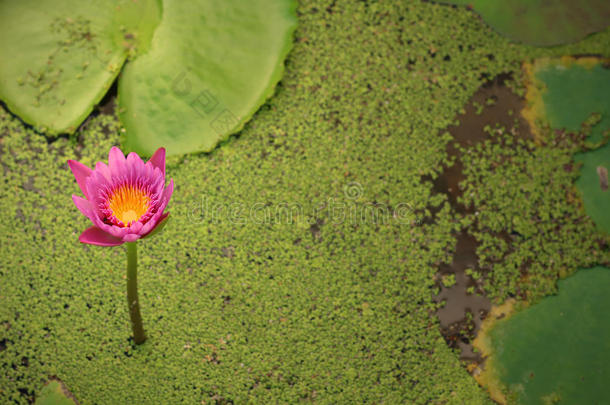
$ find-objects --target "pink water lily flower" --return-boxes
[68,146,173,246]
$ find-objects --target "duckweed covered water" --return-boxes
[1,1,609,403]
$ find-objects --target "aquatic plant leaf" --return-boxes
[0,0,161,134]
[118,0,298,156]
[574,144,610,234]
[436,0,610,46]
[531,59,610,145]
[35,381,77,405]
[475,267,610,404]
[523,58,610,234]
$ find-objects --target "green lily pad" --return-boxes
[436,0,610,46]
[574,144,610,234]
[0,0,297,155]
[523,58,610,234]
[476,267,610,404]
[532,59,610,145]
[0,0,160,134]
[118,0,297,156]
[35,380,77,405]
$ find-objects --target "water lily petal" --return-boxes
[94,218,131,239]
[72,195,98,224]
[79,226,124,246]
[148,147,166,176]
[108,146,126,177]
[122,234,141,242]
[70,146,173,245]
[67,160,92,199]
[86,170,113,216]
[95,162,112,182]
[140,209,166,235]
[127,220,144,234]
[154,178,174,216]
[126,152,145,180]
[163,178,174,203]
[141,179,173,234]
[142,212,169,238]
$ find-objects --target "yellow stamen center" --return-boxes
[108,184,149,226]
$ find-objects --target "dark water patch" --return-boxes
[435,233,490,362]
[430,73,532,364]
[95,79,118,117]
[432,72,530,212]
[75,78,117,137]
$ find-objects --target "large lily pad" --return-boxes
[0,0,160,134]
[118,0,297,156]
[0,0,297,156]
[574,144,610,234]
[436,0,610,46]
[35,380,77,405]
[474,267,610,404]
[523,58,610,234]
[526,58,610,145]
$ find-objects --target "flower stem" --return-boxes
[126,241,146,344]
